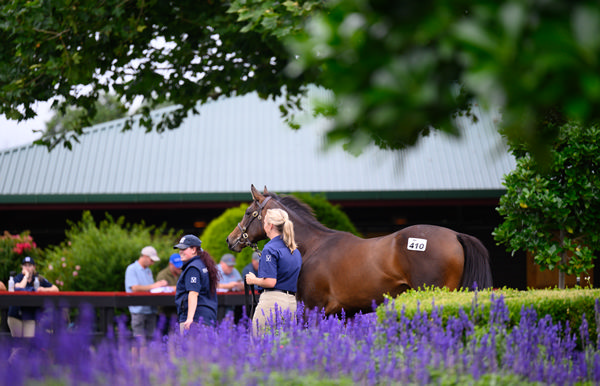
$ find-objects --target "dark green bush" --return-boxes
[40,211,179,291]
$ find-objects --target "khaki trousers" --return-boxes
[7,317,36,337]
[252,290,297,335]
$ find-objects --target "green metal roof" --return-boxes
[0,93,515,204]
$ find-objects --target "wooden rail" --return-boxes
[0,291,254,336]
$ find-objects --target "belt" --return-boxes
[263,288,296,296]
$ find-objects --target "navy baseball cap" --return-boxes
[169,253,183,268]
[174,234,202,249]
[22,256,35,265]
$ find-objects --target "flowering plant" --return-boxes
[0,231,42,283]
[44,254,82,289]
[3,296,600,384]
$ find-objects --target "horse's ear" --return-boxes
[263,186,269,195]
[251,184,264,201]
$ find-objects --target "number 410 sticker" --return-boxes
[407,237,427,251]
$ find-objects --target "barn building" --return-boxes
[1,91,531,288]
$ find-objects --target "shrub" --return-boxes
[0,231,43,283]
[40,211,179,291]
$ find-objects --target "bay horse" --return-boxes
[226,185,493,317]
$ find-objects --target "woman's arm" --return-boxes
[38,284,59,292]
[245,273,277,288]
[15,273,28,289]
[183,291,199,330]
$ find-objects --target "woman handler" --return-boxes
[245,208,302,334]
[8,256,59,337]
[173,235,219,332]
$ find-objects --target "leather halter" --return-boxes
[233,196,271,253]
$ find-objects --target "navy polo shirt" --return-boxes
[258,235,302,293]
[175,256,218,325]
[8,273,54,320]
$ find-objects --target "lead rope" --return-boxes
[244,244,261,319]
[240,197,271,320]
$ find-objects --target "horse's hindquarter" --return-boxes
[396,225,464,289]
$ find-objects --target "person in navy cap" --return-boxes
[174,235,219,332]
[156,253,184,289]
[8,256,59,337]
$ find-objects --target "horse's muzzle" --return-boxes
[226,235,244,252]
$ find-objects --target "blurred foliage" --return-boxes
[493,123,600,281]
[43,93,128,145]
[288,0,600,161]
[201,192,360,272]
[0,0,314,150]
[3,1,599,160]
[0,231,43,283]
[41,211,179,291]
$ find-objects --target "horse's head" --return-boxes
[226,185,275,252]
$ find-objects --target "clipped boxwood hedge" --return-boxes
[378,287,600,344]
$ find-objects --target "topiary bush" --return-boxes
[40,211,179,291]
[201,193,361,272]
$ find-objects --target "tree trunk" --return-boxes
[558,229,566,289]
[558,269,565,289]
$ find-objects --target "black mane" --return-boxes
[266,192,332,232]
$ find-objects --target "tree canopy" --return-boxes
[493,122,600,288]
[0,0,316,148]
[43,93,127,146]
[2,1,600,157]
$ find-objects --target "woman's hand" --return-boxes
[245,272,257,285]
[15,271,29,289]
[183,319,194,330]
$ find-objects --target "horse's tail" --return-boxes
[456,233,493,290]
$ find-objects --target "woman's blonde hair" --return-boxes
[265,208,298,253]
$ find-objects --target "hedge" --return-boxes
[379,286,600,346]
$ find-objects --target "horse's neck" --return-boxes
[289,215,333,256]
